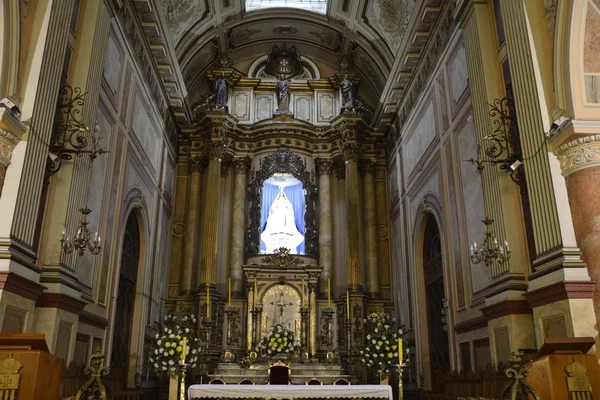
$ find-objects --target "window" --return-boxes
[246,0,327,14]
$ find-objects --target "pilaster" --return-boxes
[360,159,379,296]
[230,157,251,294]
[0,108,26,197]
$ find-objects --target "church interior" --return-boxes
[0,0,599,399]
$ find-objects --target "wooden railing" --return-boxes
[422,364,509,400]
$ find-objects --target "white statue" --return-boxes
[261,186,304,254]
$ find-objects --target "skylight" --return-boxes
[246,0,327,14]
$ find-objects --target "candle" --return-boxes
[206,286,210,320]
[228,278,232,307]
[327,279,331,308]
[346,290,350,318]
[398,338,403,365]
[301,279,305,306]
[181,336,187,363]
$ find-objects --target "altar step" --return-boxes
[210,362,353,385]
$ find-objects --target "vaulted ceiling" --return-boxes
[123,0,449,129]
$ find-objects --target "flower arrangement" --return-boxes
[256,324,300,356]
[358,312,408,375]
[147,314,202,377]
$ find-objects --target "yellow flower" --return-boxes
[171,342,177,348]
[165,343,171,348]
[388,353,393,358]
[169,350,175,356]
[392,345,397,350]
[176,335,181,340]
[278,338,282,343]
[275,334,280,338]
[378,341,383,346]
[176,346,182,352]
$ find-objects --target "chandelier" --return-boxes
[61,207,101,256]
[470,217,510,267]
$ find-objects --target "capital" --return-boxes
[221,162,231,178]
[208,140,227,161]
[359,158,376,175]
[315,159,333,176]
[342,143,362,163]
[189,156,208,173]
[0,108,26,167]
[233,157,251,174]
[554,135,600,177]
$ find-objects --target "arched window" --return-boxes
[245,0,327,14]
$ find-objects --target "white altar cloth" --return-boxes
[188,384,393,400]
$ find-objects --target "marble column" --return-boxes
[181,156,205,294]
[200,141,226,285]
[343,143,362,290]
[361,159,379,296]
[230,157,250,294]
[555,136,600,328]
[316,159,333,294]
[0,109,25,198]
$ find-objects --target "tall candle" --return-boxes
[327,279,331,308]
[228,278,232,307]
[398,338,403,365]
[181,336,187,363]
[301,279,305,306]
[346,290,350,318]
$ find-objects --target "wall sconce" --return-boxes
[61,207,101,256]
[467,96,522,183]
[470,217,510,268]
[48,82,106,177]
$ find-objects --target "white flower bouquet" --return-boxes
[256,324,300,356]
[358,312,408,375]
[147,314,202,377]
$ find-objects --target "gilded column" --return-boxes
[343,142,362,290]
[0,109,25,197]
[230,157,250,293]
[181,156,205,294]
[200,140,226,285]
[361,159,379,296]
[555,136,600,329]
[316,159,333,294]
[309,280,317,355]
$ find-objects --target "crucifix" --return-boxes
[270,292,293,324]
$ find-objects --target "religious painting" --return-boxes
[260,173,305,254]
[260,284,302,335]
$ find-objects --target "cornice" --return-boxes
[554,135,600,177]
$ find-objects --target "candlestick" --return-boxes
[346,289,350,318]
[181,336,187,363]
[327,279,331,308]
[228,278,232,307]
[206,286,211,320]
[398,338,403,365]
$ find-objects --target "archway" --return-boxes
[110,212,140,390]
[422,216,450,392]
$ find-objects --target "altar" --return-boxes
[188,385,394,400]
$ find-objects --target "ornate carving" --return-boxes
[221,162,231,178]
[233,157,251,174]
[499,353,541,400]
[208,140,227,160]
[565,359,592,394]
[316,159,333,175]
[359,158,376,175]
[554,135,600,177]
[75,348,111,400]
[319,309,335,347]
[245,146,318,257]
[0,128,21,167]
[342,143,362,162]
[262,247,304,269]
[0,353,22,374]
[227,308,241,346]
[189,156,208,172]
[272,26,298,35]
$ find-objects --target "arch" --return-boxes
[248,55,321,79]
[410,194,454,391]
[0,0,19,98]
[106,188,150,389]
[245,146,318,257]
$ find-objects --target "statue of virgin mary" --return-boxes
[261,186,304,254]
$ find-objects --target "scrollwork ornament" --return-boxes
[359,158,376,175]
[342,143,361,163]
[233,157,251,174]
[189,156,207,173]
[316,159,333,176]
[554,135,600,177]
[208,140,227,161]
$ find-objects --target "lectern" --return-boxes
[526,337,599,399]
[0,334,64,400]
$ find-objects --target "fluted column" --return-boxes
[181,156,205,294]
[316,159,333,294]
[230,157,250,293]
[361,159,379,296]
[343,143,362,290]
[0,109,25,198]
[200,140,226,285]
[555,136,600,329]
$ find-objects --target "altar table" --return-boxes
[188,384,393,400]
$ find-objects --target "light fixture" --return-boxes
[61,207,101,256]
[470,217,510,268]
